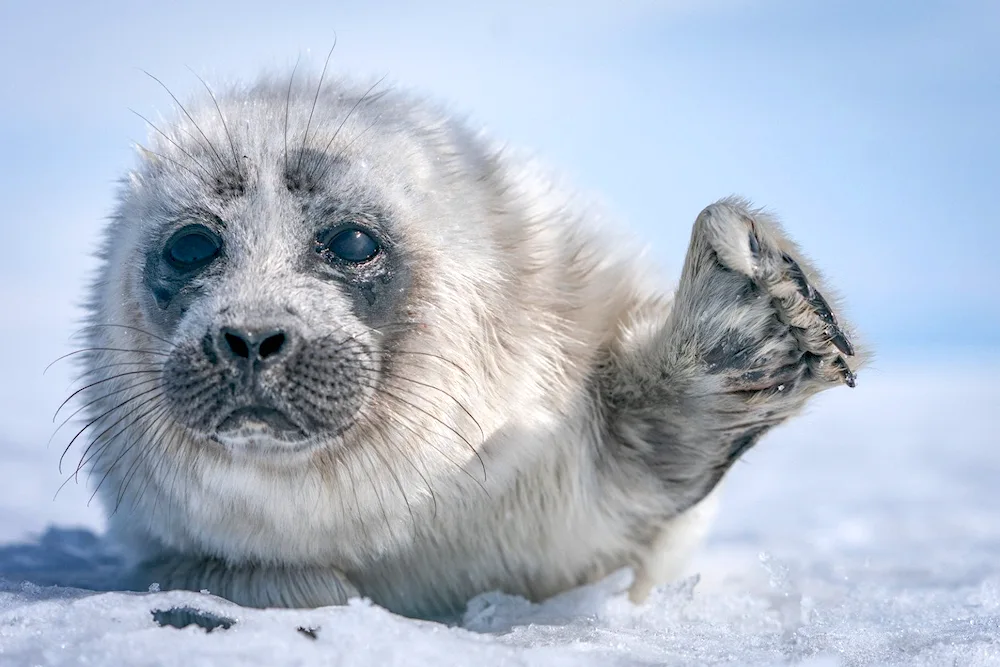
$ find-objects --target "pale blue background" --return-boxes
[0,0,996,528]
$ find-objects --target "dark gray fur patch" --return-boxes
[704,331,759,371]
[212,170,246,199]
[727,426,768,464]
[739,369,767,384]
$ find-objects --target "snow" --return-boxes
[2,358,999,666]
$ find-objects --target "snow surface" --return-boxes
[1,358,999,666]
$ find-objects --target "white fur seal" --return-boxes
[65,64,863,620]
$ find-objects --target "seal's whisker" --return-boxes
[364,437,417,533]
[74,393,169,479]
[72,396,169,487]
[59,386,165,474]
[384,350,478,382]
[129,109,215,182]
[115,405,175,512]
[72,324,175,348]
[309,75,387,183]
[45,347,170,374]
[346,363,487,481]
[297,37,338,176]
[78,360,164,373]
[283,53,301,180]
[367,393,490,497]
[147,427,187,524]
[144,429,180,523]
[378,369,484,443]
[334,447,373,544]
[330,325,480,382]
[377,425,440,521]
[53,370,163,423]
[348,375,488,488]
[54,399,166,500]
[315,320,418,341]
[376,385,479,462]
[141,69,228,172]
[189,67,243,180]
[131,142,206,182]
[352,440,395,542]
[71,361,164,387]
[49,375,164,454]
[93,404,170,511]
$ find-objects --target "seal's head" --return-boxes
[81,74,526,467]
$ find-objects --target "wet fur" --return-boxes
[67,67,865,620]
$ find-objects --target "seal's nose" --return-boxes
[218,326,290,364]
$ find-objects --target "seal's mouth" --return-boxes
[216,405,305,441]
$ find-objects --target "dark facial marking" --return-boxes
[143,215,227,325]
[285,148,346,193]
[301,203,412,327]
[212,170,246,199]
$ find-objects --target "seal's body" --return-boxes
[73,71,862,619]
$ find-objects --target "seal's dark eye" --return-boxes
[165,225,222,270]
[318,228,381,263]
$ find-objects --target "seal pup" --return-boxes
[65,66,863,620]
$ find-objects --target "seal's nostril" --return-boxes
[219,327,289,363]
[224,331,251,359]
[258,332,286,360]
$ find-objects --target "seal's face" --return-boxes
[136,141,420,455]
[91,78,504,462]
[150,208,404,454]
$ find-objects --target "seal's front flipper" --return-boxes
[601,197,865,515]
[675,197,863,400]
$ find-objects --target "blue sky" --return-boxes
[0,0,997,452]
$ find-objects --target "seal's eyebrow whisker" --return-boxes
[188,66,244,181]
[309,74,387,183]
[326,113,384,174]
[297,36,339,177]
[132,141,206,183]
[283,53,301,182]
[140,69,229,175]
[129,109,215,182]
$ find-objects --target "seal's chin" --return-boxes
[212,406,312,454]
